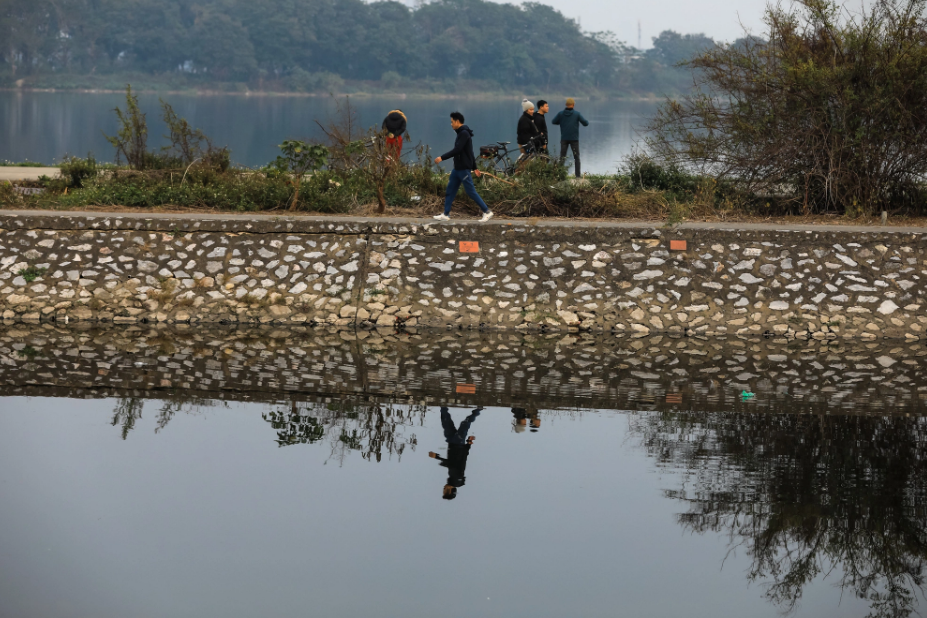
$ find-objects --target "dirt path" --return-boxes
[0,167,59,182]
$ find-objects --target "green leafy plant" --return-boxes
[274,139,329,211]
[16,345,40,360]
[59,154,99,189]
[16,266,47,282]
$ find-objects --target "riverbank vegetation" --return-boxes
[8,0,927,224]
[0,86,751,220]
[647,0,927,217]
[0,85,912,223]
[1,0,716,97]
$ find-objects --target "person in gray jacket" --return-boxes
[551,97,589,177]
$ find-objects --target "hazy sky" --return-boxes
[404,0,772,48]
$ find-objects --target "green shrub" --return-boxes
[0,160,48,167]
[56,171,298,211]
[622,153,699,195]
[59,155,99,188]
[0,181,19,205]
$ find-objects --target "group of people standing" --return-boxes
[381,97,590,221]
[516,97,588,178]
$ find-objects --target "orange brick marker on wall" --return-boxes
[669,240,687,251]
[459,241,480,253]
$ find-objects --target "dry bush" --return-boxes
[647,0,927,216]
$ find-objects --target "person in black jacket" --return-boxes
[517,99,539,153]
[433,111,494,222]
[429,407,482,500]
[533,100,549,154]
[381,109,407,160]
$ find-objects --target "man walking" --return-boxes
[551,97,589,177]
[433,111,493,222]
[381,109,407,161]
[533,100,549,154]
[517,99,539,154]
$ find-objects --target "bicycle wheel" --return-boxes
[493,155,515,177]
[513,153,534,175]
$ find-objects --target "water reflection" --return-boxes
[632,411,927,618]
[5,324,927,616]
[511,407,541,433]
[429,407,481,500]
[104,392,927,616]
[260,399,425,463]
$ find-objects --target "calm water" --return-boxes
[1,326,926,617]
[0,91,656,173]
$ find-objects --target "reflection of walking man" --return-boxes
[551,97,589,178]
[429,407,482,500]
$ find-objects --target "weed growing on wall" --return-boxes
[16,266,47,282]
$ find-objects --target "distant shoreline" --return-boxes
[0,87,665,102]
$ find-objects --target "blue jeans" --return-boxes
[441,407,481,445]
[444,169,489,215]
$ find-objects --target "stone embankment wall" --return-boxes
[1,324,925,415]
[0,212,925,339]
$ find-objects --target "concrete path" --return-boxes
[0,208,921,234]
[0,167,59,182]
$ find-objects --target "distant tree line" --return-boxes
[0,0,719,94]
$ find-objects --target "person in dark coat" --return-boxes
[381,109,407,160]
[512,407,542,432]
[533,100,549,154]
[551,97,590,177]
[433,111,494,222]
[429,407,482,500]
[517,99,539,153]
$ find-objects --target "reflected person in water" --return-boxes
[511,407,541,433]
[429,406,481,500]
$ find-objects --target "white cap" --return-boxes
[522,99,534,111]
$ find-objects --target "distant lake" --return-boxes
[0,92,657,174]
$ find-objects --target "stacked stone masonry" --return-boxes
[0,213,924,339]
[2,324,926,416]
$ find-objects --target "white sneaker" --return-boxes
[479,211,494,222]
[433,214,450,221]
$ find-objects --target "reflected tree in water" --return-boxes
[631,412,927,618]
[111,397,144,440]
[111,395,220,438]
[262,400,426,463]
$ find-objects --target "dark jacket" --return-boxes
[517,111,539,146]
[381,110,407,137]
[436,444,471,487]
[551,108,589,142]
[440,124,477,171]
[533,113,548,144]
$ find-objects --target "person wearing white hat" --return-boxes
[517,99,539,154]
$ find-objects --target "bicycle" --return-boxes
[513,134,550,172]
[478,134,553,181]
[479,141,517,177]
